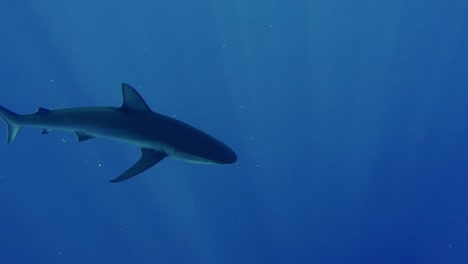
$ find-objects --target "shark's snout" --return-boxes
[215,146,237,164]
[225,148,237,164]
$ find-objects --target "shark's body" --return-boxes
[0,83,237,182]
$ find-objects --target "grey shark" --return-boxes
[0,83,237,182]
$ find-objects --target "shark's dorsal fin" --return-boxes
[120,83,151,112]
[35,107,51,115]
[109,148,166,183]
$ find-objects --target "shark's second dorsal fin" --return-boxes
[120,83,151,112]
[35,107,51,115]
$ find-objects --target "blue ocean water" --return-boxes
[1,0,467,263]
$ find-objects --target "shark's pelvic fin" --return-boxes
[75,131,95,142]
[109,148,166,183]
[120,83,151,112]
[0,106,22,144]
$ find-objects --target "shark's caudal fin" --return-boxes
[0,106,22,144]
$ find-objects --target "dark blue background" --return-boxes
[1,0,467,263]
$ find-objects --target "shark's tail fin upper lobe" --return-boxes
[0,106,22,144]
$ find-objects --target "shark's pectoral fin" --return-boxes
[109,148,166,183]
[41,128,51,134]
[75,131,95,142]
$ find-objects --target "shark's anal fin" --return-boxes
[109,148,166,183]
[75,131,95,142]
